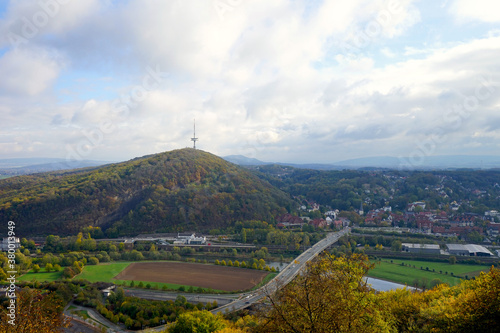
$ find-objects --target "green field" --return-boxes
[76,262,132,283]
[77,261,257,293]
[18,261,270,292]
[368,259,493,288]
[18,270,63,282]
[252,273,278,290]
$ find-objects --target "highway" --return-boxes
[117,228,350,332]
[212,227,350,314]
[123,288,237,306]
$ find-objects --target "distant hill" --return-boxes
[0,158,112,175]
[223,155,269,166]
[0,149,292,237]
[331,155,500,169]
[223,155,500,170]
[222,155,344,170]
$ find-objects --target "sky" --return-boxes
[0,0,499,165]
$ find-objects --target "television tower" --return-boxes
[191,119,198,149]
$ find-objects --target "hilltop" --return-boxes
[0,149,293,237]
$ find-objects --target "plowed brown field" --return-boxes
[114,262,269,291]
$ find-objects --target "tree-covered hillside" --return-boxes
[252,165,500,214]
[0,149,293,236]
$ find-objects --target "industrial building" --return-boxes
[174,233,206,245]
[401,243,441,255]
[447,244,493,256]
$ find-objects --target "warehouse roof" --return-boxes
[447,244,493,256]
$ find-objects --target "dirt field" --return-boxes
[114,262,269,291]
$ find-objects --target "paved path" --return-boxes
[64,302,127,333]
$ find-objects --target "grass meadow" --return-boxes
[368,258,493,288]
[18,261,271,292]
[75,261,132,283]
[19,258,491,291]
[18,270,63,282]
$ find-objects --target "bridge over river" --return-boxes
[211,227,350,315]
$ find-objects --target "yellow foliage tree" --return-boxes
[258,253,391,333]
[0,288,69,333]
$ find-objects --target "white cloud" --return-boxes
[0,0,101,48]
[0,48,62,96]
[0,1,499,162]
[450,0,500,22]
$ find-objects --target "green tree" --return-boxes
[391,240,402,252]
[88,257,99,265]
[32,264,41,273]
[241,228,247,243]
[45,263,53,272]
[169,310,227,333]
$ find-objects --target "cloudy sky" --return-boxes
[0,0,499,164]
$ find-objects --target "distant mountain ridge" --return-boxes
[0,158,112,175]
[0,149,292,237]
[223,155,500,170]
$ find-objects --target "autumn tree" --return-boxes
[257,253,391,333]
[419,267,500,332]
[168,310,227,333]
[0,288,69,332]
[378,266,500,332]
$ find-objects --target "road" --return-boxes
[123,288,237,306]
[65,229,349,332]
[212,228,350,314]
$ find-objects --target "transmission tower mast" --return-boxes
[191,119,198,149]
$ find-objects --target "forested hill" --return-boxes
[252,165,500,214]
[0,149,293,237]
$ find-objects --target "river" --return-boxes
[365,277,416,291]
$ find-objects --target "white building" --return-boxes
[325,210,338,219]
[485,210,499,217]
[402,243,441,255]
[407,201,426,211]
[174,233,206,245]
[447,244,493,257]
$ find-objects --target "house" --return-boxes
[338,217,351,227]
[485,210,499,217]
[485,210,499,221]
[276,214,305,228]
[407,201,426,211]
[310,218,327,228]
[325,210,338,219]
[332,219,343,229]
[487,223,500,236]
